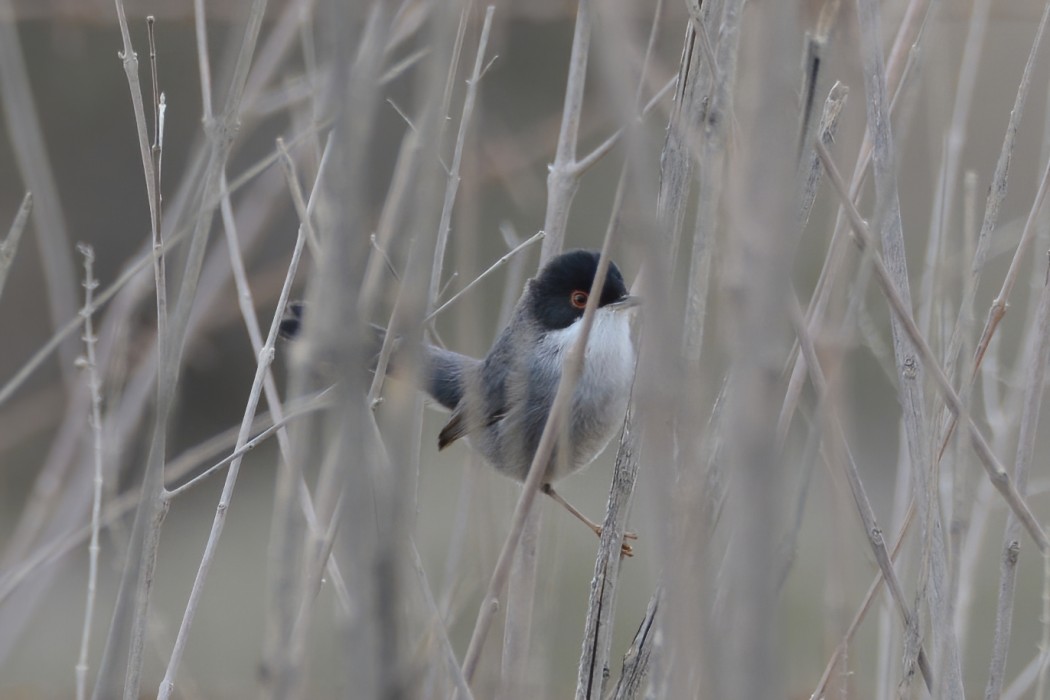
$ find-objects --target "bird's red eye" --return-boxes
[570,291,588,309]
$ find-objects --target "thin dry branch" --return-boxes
[0,3,317,677]
[425,230,544,323]
[571,2,667,690]
[796,0,840,164]
[576,400,639,699]
[712,0,795,694]
[574,163,634,700]
[165,393,331,499]
[215,132,352,617]
[641,4,726,697]
[0,0,79,382]
[681,0,744,366]
[949,169,980,655]
[984,255,1050,698]
[0,190,31,301]
[539,0,592,258]
[935,0,1050,462]
[1038,555,1050,699]
[0,394,330,610]
[91,5,173,697]
[0,121,329,410]
[817,141,1049,554]
[780,0,932,451]
[0,148,291,675]
[652,20,697,265]
[610,588,661,700]
[798,82,847,233]
[851,0,962,690]
[811,503,917,699]
[490,0,595,692]
[776,82,848,446]
[0,143,316,651]
[155,152,308,700]
[787,294,932,692]
[192,0,213,117]
[74,245,104,700]
[966,143,1050,403]
[262,4,392,696]
[428,5,496,310]
[93,2,270,697]
[916,0,990,336]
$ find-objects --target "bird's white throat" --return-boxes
[541,309,635,383]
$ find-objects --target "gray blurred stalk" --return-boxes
[708,1,801,697]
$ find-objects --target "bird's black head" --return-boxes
[528,249,630,330]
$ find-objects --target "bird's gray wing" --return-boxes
[436,320,518,449]
[436,391,508,449]
[437,405,470,449]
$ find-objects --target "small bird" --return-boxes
[282,249,640,552]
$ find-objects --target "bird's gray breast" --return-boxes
[475,310,635,483]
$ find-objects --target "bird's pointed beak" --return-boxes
[606,295,641,311]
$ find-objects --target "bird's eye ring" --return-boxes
[570,291,588,309]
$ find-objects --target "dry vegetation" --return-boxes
[4,0,1050,698]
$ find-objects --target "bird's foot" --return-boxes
[543,483,637,557]
[593,526,636,557]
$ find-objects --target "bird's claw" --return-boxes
[595,526,637,557]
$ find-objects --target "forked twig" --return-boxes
[0,191,32,301]
[74,245,105,700]
[156,146,309,700]
[817,141,1049,554]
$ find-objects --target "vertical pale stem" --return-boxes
[715,2,798,697]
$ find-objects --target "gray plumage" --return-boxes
[281,250,638,486]
[430,250,637,483]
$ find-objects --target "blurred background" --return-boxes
[3,0,1050,698]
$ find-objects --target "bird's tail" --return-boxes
[278,301,386,352]
[278,301,471,411]
[277,300,387,370]
[278,301,306,340]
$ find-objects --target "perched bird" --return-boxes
[281,249,640,551]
